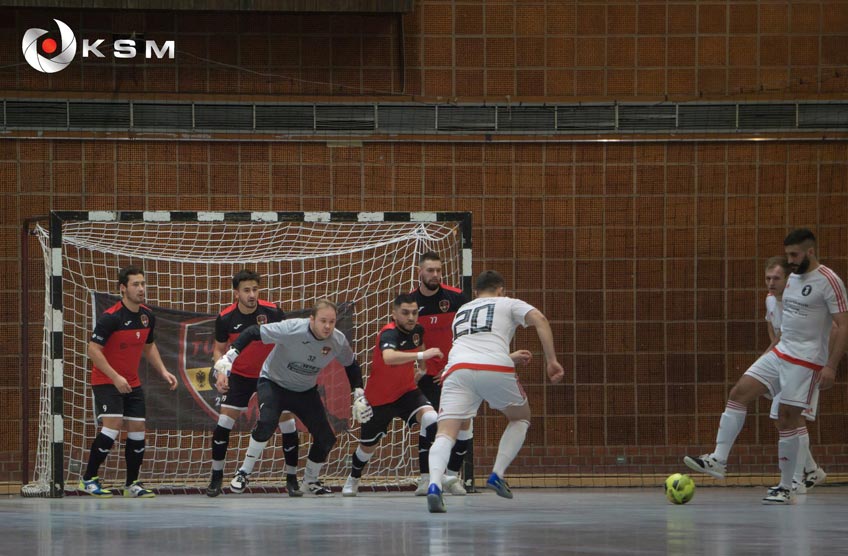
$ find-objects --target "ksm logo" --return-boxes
[22,19,77,73]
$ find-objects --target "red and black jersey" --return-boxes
[413,283,468,376]
[90,301,155,388]
[215,300,285,378]
[365,322,425,406]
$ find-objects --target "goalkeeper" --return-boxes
[215,299,368,496]
[341,294,444,497]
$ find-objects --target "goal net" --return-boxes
[23,211,471,497]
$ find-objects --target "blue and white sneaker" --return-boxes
[78,477,113,498]
[427,483,446,513]
[485,472,513,499]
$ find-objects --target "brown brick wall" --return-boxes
[2,2,848,485]
[3,139,848,483]
[2,2,848,99]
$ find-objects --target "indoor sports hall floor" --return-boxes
[2,487,846,555]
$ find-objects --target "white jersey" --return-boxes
[258,318,354,392]
[765,294,783,332]
[444,296,535,377]
[776,265,847,366]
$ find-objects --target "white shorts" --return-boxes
[769,389,819,421]
[437,369,527,421]
[745,351,819,412]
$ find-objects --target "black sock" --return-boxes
[282,431,299,469]
[351,451,368,479]
[125,438,145,485]
[211,425,231,463]
[211,469,223,481]
[419,423,437,474]
[448,438,469,474]
[83,433,115,480]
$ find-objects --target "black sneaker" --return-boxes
[286,474,304,497]
[206,470,223,497]
[306,480,333,496]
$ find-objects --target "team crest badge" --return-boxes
[439,299,450,312]
[413,333,421,346]
[256,314,268,325]
[802,285,812,296]
[322,346,332,355]
[140,314,149,327]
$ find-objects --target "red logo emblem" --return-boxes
[140,314,149,327]
[439,299,450,313]
[412,333,421,346]
[322,346,332,355]
[256,314,268,325]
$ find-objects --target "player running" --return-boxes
[425,270,564,513]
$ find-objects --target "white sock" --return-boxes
[778,427,806,490]
[712,401,747,463]
[278,418,297,434]
[238,436,267,475]
[304,459,323,484]
[492,420,530,478]
[804,443,818,474]
[428,435,455,489]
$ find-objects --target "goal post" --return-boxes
[22,210,472,497]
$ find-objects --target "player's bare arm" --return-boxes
[524,309,564,384]
[383,346,443,366]
[509,350,532,366]
[212,340,230,393]
[143,343,178,390]
[88,341,131,393]
[820,312,848,390]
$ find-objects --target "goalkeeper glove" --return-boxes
[352,387,373,423]
[213,347,239,377]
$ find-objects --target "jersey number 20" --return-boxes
[453,304,495,338]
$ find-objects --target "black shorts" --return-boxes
[219,373,259,410]
[256,378,333,438]
[417,374,442,409]
[360,389,432,446]
[93,384,146,421]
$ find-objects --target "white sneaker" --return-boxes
[306,480,333,496]
[683,454,726,479]
[770,479,806,494]
[415,474,430,496]
[762,486,795,505]
[803,467,827,490]
[342,476,360,497]
[230,470,249,493]
[442,475,467,496]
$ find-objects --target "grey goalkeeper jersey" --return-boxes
[258,318,355,392]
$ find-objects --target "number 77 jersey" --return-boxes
[443,296,535,380]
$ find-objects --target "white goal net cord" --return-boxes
[25,219,464,494]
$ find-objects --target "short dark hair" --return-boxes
[118,266,144,287]
[310,298,337,317]
[419,251,441,265]
[232,269,261,290]
[475,270,505,293]
[393,293,417,307]
[765,256,790,275]
[783,228,816,247]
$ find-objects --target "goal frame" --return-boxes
[27,210,472,497]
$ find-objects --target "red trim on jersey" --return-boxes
[439,283,463,294]
[817,267,847,313]
[442,362,515,380]
[104,301,123,314]
[771,347,823,372]
[219,302,239,316]
[258,299,276,308]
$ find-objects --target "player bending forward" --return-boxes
[426,270,564,513]
[341,294,443,496]
[216,299,371,495]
